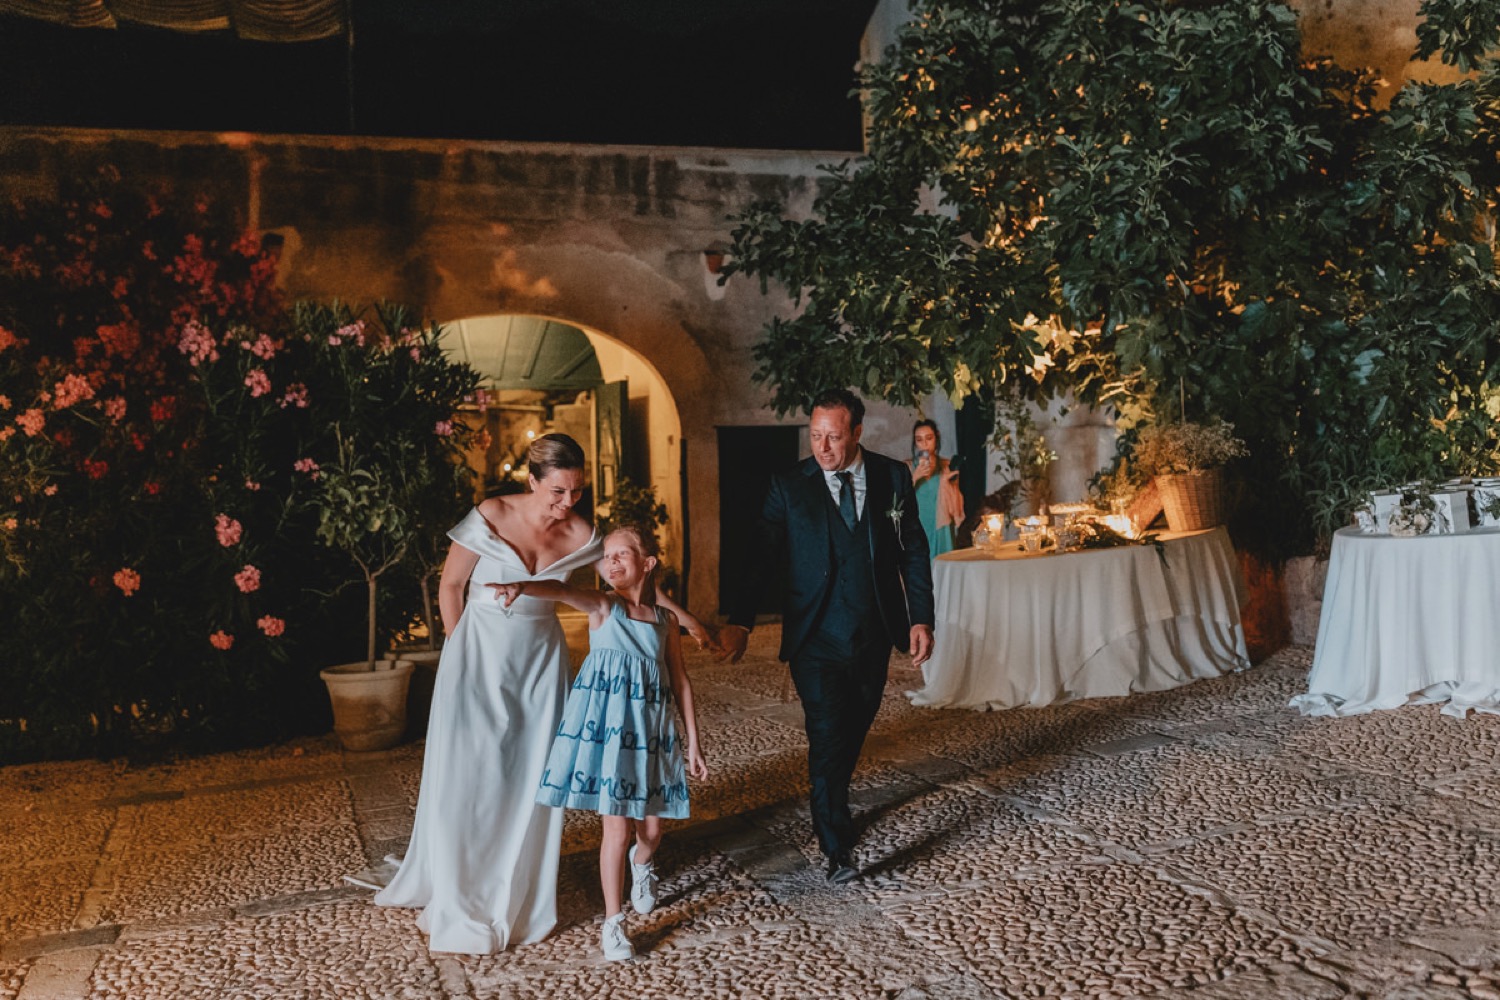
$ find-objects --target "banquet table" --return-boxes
[1289,526,1500,718]
[908,526,1250,711]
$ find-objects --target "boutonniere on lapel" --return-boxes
[886,496,906,548]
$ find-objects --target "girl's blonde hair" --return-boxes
[605,522,661,561]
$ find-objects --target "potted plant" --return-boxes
[1131,419,1248,531]
[388,458,475,737]
[313,429,418,751]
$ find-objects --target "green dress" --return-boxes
[913,469,955,559]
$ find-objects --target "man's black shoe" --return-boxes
[826,853,857,885]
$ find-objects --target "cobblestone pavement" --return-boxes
[5,629,1500,999]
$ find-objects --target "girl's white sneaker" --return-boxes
[601,912,634,962]
[629,846,659,914]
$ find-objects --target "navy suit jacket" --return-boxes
[729,449,936,663]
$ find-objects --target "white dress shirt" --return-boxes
[822,448,867,520]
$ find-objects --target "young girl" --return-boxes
[489,524,708,962]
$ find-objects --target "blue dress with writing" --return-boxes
[535,598,689,819]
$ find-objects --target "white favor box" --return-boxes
[1432,490,1472,533]
[1370,490,1398,533]
[1476,479,1500,527]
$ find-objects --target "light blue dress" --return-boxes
[536,598,690,820]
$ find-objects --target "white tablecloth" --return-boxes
[1290,527,1500,718]
[908,527,1249,710]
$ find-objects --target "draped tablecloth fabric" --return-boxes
[1290,527,1500,719]
[908,527,1249,710]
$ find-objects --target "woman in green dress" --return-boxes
[909,420,964,559]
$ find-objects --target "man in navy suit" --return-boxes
[720,389,935,883]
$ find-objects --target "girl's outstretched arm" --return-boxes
[662,612,708,780]
[655,591,721,654]
[485,579,612,629]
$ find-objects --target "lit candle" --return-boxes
[1102,514,1135,538]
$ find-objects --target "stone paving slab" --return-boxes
[0,861,93,942]
[8,639,1500,998]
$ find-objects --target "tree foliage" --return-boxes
[728,0,1500,558]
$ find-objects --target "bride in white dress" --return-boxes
[376,434,602,954]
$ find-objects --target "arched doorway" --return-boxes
[441,314,686,588]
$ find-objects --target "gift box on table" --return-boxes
[1475,478,1500,527]
[1370,485,1471,535]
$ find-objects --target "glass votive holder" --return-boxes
[1020,529,1044,554]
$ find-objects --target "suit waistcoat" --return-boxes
[817,486,881,645]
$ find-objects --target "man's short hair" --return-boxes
[810,388,864,428]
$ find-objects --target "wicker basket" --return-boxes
[1155,469,1228,531]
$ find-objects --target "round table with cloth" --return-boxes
[1290,526,1500,718]
[908,526,1249,711]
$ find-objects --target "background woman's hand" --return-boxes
[912,453,936,481]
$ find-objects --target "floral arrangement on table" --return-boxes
[0,168,479,762]
[1387,484,1447,536]
[1130,419,1248,476]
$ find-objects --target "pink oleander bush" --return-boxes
[0,168,478,762]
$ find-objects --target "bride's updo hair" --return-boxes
[527,433,586,481]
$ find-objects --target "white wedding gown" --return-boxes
[375,508,601,954]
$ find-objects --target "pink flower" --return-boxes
[82,459,109,480]
[242,333,277,360]
[209,630,234,651]
[150,397,177,423]
[434,420,454,437]
[278,383,309,409]
[335,321,366,346]
[244,478,261,491]
[113,568,141,596]
[2,517,16,531]
[0,395,10,410]
[0,326,17,352]
[102,397,127,422]
[15,409,43,437]
[233,565,261,593]
[257,615,286,637]
[0,427,13,442]
[144,481,162,496]
[177,321,219,365]
[293,457,320,480]
[43,483,57,496]
[214,513,242,547]
[244,369,271,398]
[327,335,341,346]
[52,373,95,409]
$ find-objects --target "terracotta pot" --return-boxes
[319,659,414,751]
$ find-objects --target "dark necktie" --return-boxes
[837,471,857,532]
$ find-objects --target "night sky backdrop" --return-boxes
[0,0,880,150]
